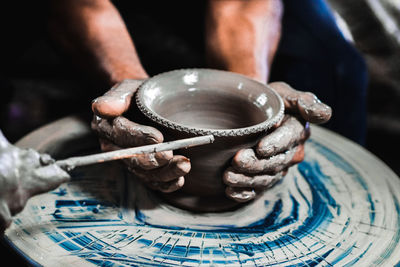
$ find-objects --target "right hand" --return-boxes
[91,80,191,193]
[223,82,332,203]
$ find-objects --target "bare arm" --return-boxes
[49,1,190,194]
[206,0,283,83]
[48,0,148,86]
[206,1,333,202]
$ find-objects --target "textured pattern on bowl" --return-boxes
[136,69,284,137]
[135,69,284,211]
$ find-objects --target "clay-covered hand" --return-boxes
[0,131,70,234]
[91,80,191,193]
[224,82,332,202]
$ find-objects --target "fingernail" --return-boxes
[226,171,239,185]
[299,97,332,123]
[228,188,256,202]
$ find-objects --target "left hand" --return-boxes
[91,80,190,194]
[0,131,70,234]
[224,82,332,202]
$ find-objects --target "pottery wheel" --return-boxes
[4,116,400,266]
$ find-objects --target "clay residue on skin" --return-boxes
[92,80,145,118]
[224,82,332,203]
[91,79,189,193]
[148,176,185,193]
[0,130,70,233]
[232,148,296,174]
[297,93,332,124]
[92,116,174,171]
[129,156,191,183]
[223,167,283,188]
[92,115,190,193]
[225,115,308,202]
[129,155,190,193]
[92,116,163,147]
[126,150,173,170]
[225,186,256,202]
[256,116,309,157]
[268,82,332,124]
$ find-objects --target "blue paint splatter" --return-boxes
[39,139,399,266]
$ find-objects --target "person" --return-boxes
[48,0,333,202]
[0,130,70,233]
[271,0,368,144]
[1,0,340,232]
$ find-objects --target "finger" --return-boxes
[92,79,145,118]
[268,82,332,124]
[232,146,302,174]
[148,177,185,193]
[92,116,163,147]
[39,153,55,165]
[20,148,42,168]
[113,116,163,146]
[225,187,256,203]
[98,138,173,170]
[223,167,283,188]
[0,200,12,234]
[256,116,310,158]
[126,151,173,170]
[129,155,191,182]
[291,144,305,164]
[28,165,71,196]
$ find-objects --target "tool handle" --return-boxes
[56,135,214,171]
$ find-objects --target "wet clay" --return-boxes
[135,69,284,211]
[268,82,332,124]
[91,116,191,193]
[155,90,269,129]
[0,130,69,233]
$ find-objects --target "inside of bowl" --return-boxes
[152,89,269,129]
[139,69,282,131]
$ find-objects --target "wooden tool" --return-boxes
[56,135,214,171]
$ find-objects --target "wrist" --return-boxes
[206,0,282,84]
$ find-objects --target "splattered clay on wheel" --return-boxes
[4,126,400,266]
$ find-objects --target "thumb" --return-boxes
[92,79,146,118]
[268,82,332,124]
[28,165,70,197]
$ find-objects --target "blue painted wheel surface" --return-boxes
[5,121,400,266]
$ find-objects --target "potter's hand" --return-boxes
[0,131,70,234]
[224,82,332,202]
[91,80,191,193]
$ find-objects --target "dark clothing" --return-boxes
[270,0,368,144]
[115,0,368,144]
[1,0,367,144]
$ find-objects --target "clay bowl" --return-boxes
[135,69,284,212]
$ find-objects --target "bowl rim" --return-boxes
[135,68,284,137]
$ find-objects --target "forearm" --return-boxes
[206,0,283,83]
[48,0,148,86]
